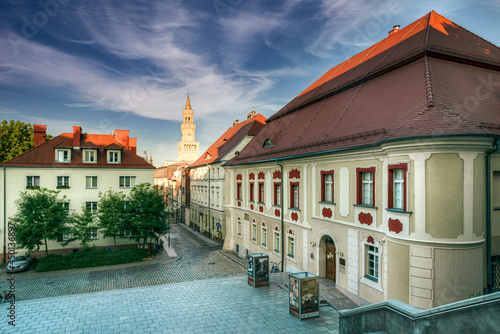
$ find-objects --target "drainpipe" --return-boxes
[277,160,284,272]
[3,166,6,263]
[208,164,211,238]
[486,137,499,294]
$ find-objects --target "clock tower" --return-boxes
[177,92,199,163]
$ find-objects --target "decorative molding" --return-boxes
[273,170,281,179]
[249,173,255,180]
[259,206,264,213]
[359,212,373,226]
[388,218,403,234]
[291,212,299,222]
[322,207,333,219]
[274,209,281,217]
[289,168,300,179]
[258,172,265,179]
[236,174,242,180]
[367,235,375,244]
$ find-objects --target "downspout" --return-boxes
[3,166,6,263]
[208,164,211,238]
[486,137,499,294]
[277,160,284,272]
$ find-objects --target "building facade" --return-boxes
[189,110,266,241]
[0,125,154,262]
[223,12,500,309]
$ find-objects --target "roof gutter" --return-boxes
[486,137,500,294]
[277,160,285,272]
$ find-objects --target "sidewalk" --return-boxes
[177,223,360,311]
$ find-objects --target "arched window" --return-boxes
[263,139,274,148]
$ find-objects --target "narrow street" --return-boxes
[1,224,247,302]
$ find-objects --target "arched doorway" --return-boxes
[325,236,336,281]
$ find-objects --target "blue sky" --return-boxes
[1,0,499,166]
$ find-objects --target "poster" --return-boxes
[289,276,299,314]
[300,277,319,316]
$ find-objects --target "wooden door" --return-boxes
[326,243,336,281]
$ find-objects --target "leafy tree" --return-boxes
[10,188,69,256]
[0,120,51,163]
[63,206,99,249]
[98,190,129,249]
[128,183,169,248]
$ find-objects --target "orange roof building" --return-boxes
[222,11,500,309]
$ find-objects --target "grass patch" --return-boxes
[35,248,157,272]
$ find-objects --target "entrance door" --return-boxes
[326,243,336,281]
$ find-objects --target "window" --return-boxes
[58,232,71,242]
[237,183,242,200]
[357,167,376,206]
[274,183,281,206]
[57,149,69,162]
[108,151,120,163]
[83,150,96,163]
[388,164,407,211]
[290,182,299,209]
[237,220,242,236]
[249,183,254,202]
[26,176,40,188]
[263,139,274,148]
[288,236,295,258]
[59,202,70,213]
[57,176,70,188]
[86,228,98,239]
[252,223,257,242]
[122,229,134,237]
[258,183,264,203]
[366,245,379,281]
[86,176,98,188]
[274,231,280,253]
[85,202,98,213]
[119,176,136,188]
[262,227,267,247]
[321,171,334,202]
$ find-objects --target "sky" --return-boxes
[1,0,499,166]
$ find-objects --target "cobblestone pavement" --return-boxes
[0,224,246,302]
[1,275,339,334]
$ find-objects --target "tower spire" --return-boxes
[185,90,192,110]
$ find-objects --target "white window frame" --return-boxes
[83,149,97,163]
[119,176,136,188]
[360,237,383,292]
[85,202,98,213]
[273,230,280,254]
[56,149,70,163]
[26,176,40,188]
[86,228,98,239]
[252,223,257,242]
[362,172,373,206]
[86,176,98,189]
[287,236,295,259]
[57,176,70,188]
[393,169,404,209]
[261,226,267,248]
[108,150,121,163]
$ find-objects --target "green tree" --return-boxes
[0,120,51,163]
[11,188,70,256]
[98,190,129,249]
[129,183,169,248]
[63,206,99,249]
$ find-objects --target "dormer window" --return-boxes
[83,149,97,163]
[56,149,71,163]
[263,139,274,148]
[107,150,121,163]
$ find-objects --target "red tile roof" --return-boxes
[226,11,500,165]
[1,132,154,169]
[190,114,266,167]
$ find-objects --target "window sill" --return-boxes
[261,243,266,247]
[494,207,500,211]
[26,186,40,190]
[272,204,281,208]
[56,186,71,189]
[274,250,280,254]
[83,161,97,164]
[252,238,256,242]
[287,254,294,259]
[319,201,336,205]
[249,201,255,203]
[354,204,377,209]
[386,208,412,214]
[86,187,98,189]
[289,207,300,211]
[364,275,378,283]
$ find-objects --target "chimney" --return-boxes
[129,138,137,154]
[388,25,400,36]
[73,126,81,149]
[247,108,256,120]
[233,120,239,127]
[33,124,47,148]
[113,129,130,147]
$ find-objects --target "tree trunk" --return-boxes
[44,238,49,257]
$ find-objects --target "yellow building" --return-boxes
[0,125,154,262]
[223,11,500,309]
